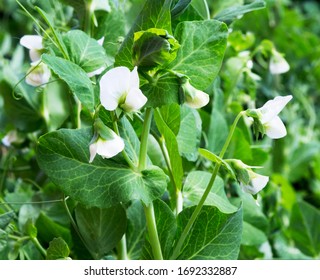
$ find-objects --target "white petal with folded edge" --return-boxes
[242,173,269,195]
[99,67,131,111]
[265,115,287,139]
[259,95,292,124]
[129,66,140,89]
[20,35,43,50]
[122,88,147,112]
[96,137,124,159]
[185,90,210,109]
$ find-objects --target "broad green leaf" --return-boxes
[273,232,312,260]
[177,106,202,161]
[94,5,126,64]
[42,54,95,112]
[171,0,192,19]
[159,103,180,135]
[118,116,141,167]
[210,0,244,16]
[289,201,320,257]
[242,221,267,246]
[75,204,126,259]
[37,128,167,208]
[142,199,177,259]
[141,72,180,107]
[126,201,146,260]
[35,212,72,246]
[46,237,70,260]
[63,30,108,73]
[191,0,210,20]
[214,0,266,22]
[169,20,228,90]
[154,109,183,190]
[227,128,253,163]
[183,171,237,214]
[115,0,173,68]
[288,142,320,182]
[175,206,242,259]
[0,211,15,229]
[208,109,228,154]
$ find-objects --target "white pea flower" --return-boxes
[2,130,19,147]
[230,159,269,195]
[180,79,209,109]
[241,170,269,195]
[26,61,51,87]
[90,0,111,12]
[257,95,293,139]
[20,35,43,62]
[269,50,290,75]
[99,66,147,112]
[89,118,125,162]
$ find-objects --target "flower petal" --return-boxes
[265,115,287,139]
[99,66,131,111]
[259,95,292,124]
[26,62,51,87]
[269,52,290,74]
[96,136,124,159]
[20,35,43,50]
[89,142,98,163]
[87,66,105,77]
[129,66,140,89]
[29,49,42,62]
[185,89,210,109]
[122,88,147,112]
[242,173,269,195]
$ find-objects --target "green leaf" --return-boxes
[42,54,95,112]
[183,171,237,214]
[142,199,177,259]
[35,212,72,246]
[0,211,15,229]
[126,201,146,260]
[37,128,167,208]
[63,30,108,73]
[159,103,180,135]
[214,0,266,22]
[171,0,192,19]
[75,204,126,259]
[141,72,180,107]
[154,109,183,190]
[46,237,70,260]
[191,0,210,20]
[169,20,228,90]
[94,6,126,64]
[242,221,267,246]
[177,106,202,161]
[175,206,242,259]
[198,149,236,178]
[115,0,173,68]
[118,116,141,167]
[208,109,228,154]
[289,201,320,257]
[59,0,86,23]
[0,229,9,260]
[210,0,244,16]
[227,128,253,163]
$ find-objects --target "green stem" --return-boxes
[117,235,128,260]
[138,108,153,171]
[31,237,47,258]
[84,1,93,35]
[170,111,244,259]
[143,202,163,260]
[138,108,163,260]
[111,113,136,170]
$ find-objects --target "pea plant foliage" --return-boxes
[5,0,319,261]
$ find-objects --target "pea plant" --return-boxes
[1,0,319,260]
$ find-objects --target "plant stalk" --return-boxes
[139,108,163,260]
[171,111,244,259]
[117,235,128,260]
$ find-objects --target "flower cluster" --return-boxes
[89,66,148,162]
[20,35,51,87]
